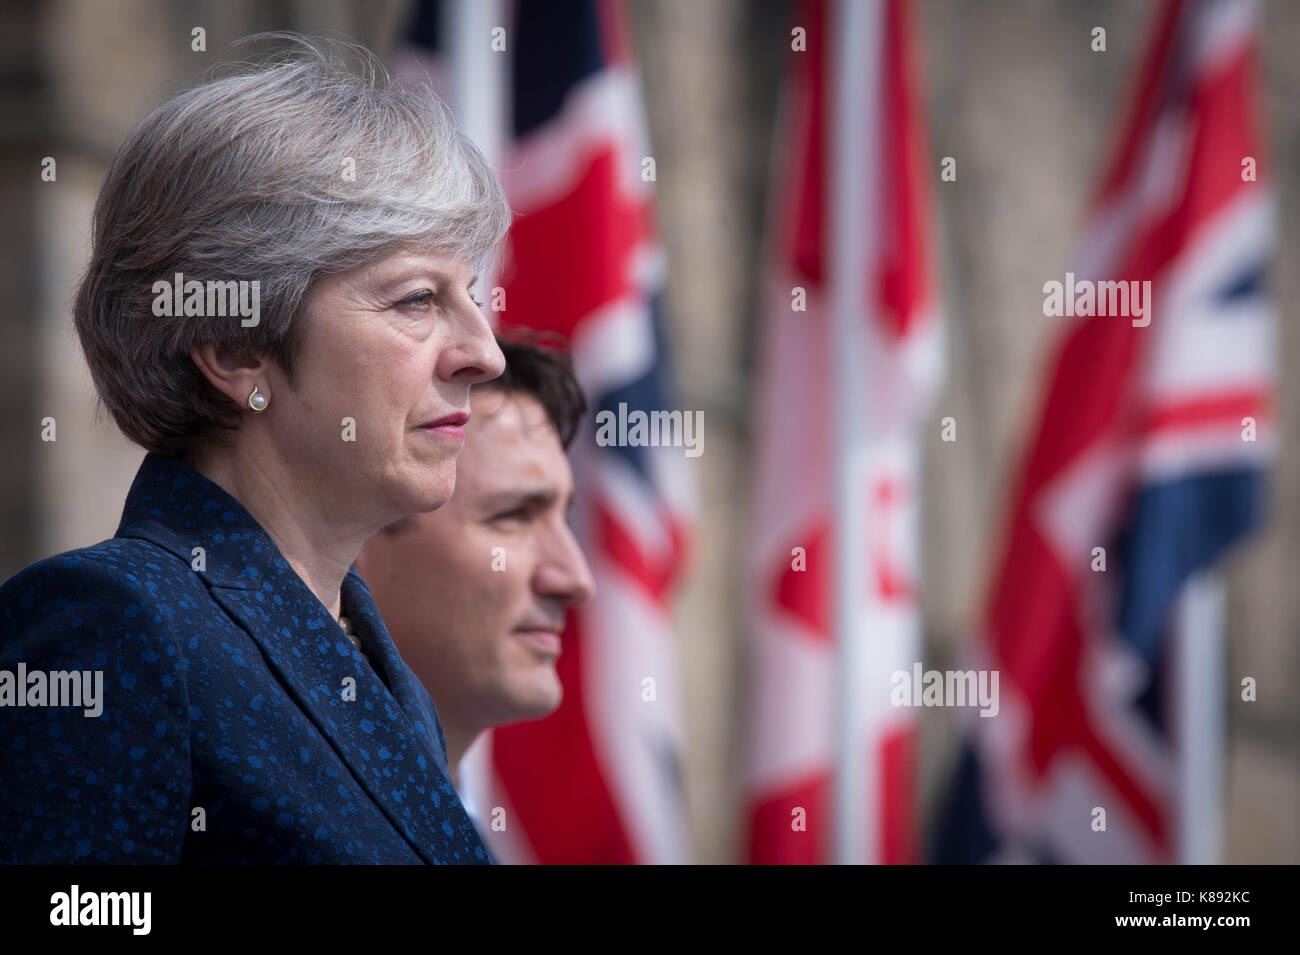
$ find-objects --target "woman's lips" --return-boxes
[420,424,465,439]
[418,411,470,439]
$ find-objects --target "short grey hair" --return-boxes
[74,34,513,455]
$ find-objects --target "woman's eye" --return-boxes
[396,290,436,309]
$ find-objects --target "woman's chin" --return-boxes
[390,462,457,514]
[397,486,453,516]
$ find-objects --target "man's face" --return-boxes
[357,390,594,732]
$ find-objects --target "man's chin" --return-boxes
[498,680,563,723]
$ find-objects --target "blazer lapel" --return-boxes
[115,452,485,864]
[210,581,479,864]
[341,569,453,774]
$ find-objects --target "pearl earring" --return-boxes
[247,385,268,414]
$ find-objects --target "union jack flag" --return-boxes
[934,0,1276,864]
[398,0,694,864]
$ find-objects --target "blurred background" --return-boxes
[1,0,1296,863]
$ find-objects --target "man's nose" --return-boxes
[535,520,595,605]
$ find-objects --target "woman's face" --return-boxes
[264,249,504,524]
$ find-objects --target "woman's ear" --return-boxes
[190,344,271,409]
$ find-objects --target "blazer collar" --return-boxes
[116,451,295,591]
[114,452,483,864]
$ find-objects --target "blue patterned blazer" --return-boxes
[0,452,490,864]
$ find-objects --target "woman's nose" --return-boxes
[442,306,506,384]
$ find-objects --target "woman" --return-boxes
[0,38,508,863]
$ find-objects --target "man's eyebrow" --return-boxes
[482,488,560,510]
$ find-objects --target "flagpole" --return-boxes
[831,0,881,865]
[444,0,506,801]
[445,0,505,167]
[1176,570,1226,864]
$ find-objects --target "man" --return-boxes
[356,335,595,815]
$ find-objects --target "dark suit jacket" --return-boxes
[0,452,490,864]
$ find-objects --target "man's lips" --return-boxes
[418,411,470,439]
[513,627,563,657]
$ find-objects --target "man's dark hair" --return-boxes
[483,330,587,449]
